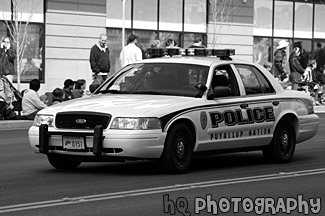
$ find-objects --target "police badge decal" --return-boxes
[200,111,207,129]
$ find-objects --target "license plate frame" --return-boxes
[62,136,85,150]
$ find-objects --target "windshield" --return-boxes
[96,63,209,97]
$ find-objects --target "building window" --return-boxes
[294,2,312,38]
[14,23,44,83]
[106,0,132,28]
[274,1,293,37]
[158,31,180,48]
[133,0,158,30]
[106,28,123,74]
[253,0,272,36]
[159,0,182,31]
[1,0,44,83]
[184,0,206,32]
[314,2,325,39]
[253,37,272,66]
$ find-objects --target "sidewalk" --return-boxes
[1,105,325,130]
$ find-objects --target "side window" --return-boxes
[209,65,240,98]
[235,64,274,95]
[251,66,275,94]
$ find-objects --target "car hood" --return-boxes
[39,94,201,117]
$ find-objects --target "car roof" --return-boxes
[136,56,248,67]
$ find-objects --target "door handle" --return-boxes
[272,101,279,106]
[240,103,248,109]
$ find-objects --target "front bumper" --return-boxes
[28,124,166,159]
[296,114,319,143]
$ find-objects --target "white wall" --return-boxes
[40,0,107,95]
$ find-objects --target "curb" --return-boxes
[0,120,33,130]
[314,106,325,113]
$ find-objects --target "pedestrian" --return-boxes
[22,79,47,120]
[72,79,86,98]
[119,34,143,68]
[0,37,16,84]
[90,34,110,83]
[289,47,305,90]
[188,36,206,48]
[303,59,320,105]
[272,39,289,81]
[63,79,74,101]
[314,42,325,71]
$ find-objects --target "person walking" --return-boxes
[272,39,289,81]
[0,37,16,84]
[314,42,325,71]
[289,47,305,90]
[22,79,47,120]
[119,34,143,68]
[90,34,110,83]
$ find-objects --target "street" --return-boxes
[0,114,325,216]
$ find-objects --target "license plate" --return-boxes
[62,136,85,150]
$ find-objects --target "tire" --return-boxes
[263,118,296,163]
[47,155,81,169]
[160,124,194,174]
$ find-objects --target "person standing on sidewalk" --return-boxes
[289,47,305,90]
[22,79,47,120]
[0,37,16,84]
[90,34,110,84]
[119,34,142,68]
[272,39,289,81]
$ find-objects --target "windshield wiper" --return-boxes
[98,89,128,94]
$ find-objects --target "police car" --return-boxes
[28,48,319,173]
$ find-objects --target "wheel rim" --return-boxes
[174,137,189,167]
[280,130,291,156]
[177,141,185,159]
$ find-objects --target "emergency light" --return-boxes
[147,48,235,60]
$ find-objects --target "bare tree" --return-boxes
[209,0,235,48]
[1,0,37,90]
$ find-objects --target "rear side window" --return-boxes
[235,64,274,95]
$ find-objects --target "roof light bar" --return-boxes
[147,48,235,59]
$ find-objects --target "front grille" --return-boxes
[55,112,111,129]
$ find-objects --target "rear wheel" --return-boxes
[47,155,81,169]
[160,124,194,174]
[263,118,296,163]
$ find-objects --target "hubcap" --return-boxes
[176,141,185,159]
[282,133,289,150]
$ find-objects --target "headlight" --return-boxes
[33,115,54,127]
[110,117,161,130]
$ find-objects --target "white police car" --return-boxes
[28,48,319,173]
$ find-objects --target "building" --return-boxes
[1,0,324,93]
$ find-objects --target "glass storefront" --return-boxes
[106,0,207,73]
[0,0,44,83]
[159,0,182,31]
[253,0,325,70]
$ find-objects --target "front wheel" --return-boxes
[160,124,194,174]
[263,118,296,163]
[47,155,81,169]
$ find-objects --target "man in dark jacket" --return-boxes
[289,47,305,90]
[0,37,16,84]
[89,34,110,83]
